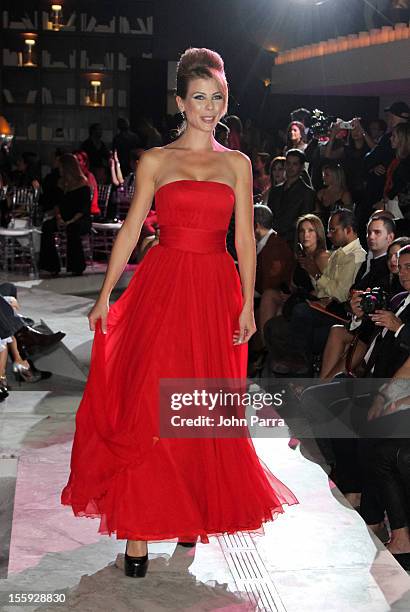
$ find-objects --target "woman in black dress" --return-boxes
[39,154,91,276]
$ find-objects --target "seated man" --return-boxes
[320,214,398,379]
[264,209,366,374]
[249,204,294,372]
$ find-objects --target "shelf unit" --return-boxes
[0,0,154,172]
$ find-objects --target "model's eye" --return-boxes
[193,95,205,100]
[213,94,223,100]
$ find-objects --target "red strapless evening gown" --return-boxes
[61,180,298,542]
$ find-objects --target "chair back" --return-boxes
[116,183,135,220]
[7,186,39,228]
[97,184,112,218]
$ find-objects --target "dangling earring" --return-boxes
[181,110,186,120]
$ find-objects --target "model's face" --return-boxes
[176,77,225,133]
[398,254,410,291]
[366,220,393,256]
[272,163,285,185]
[388,244,401,274]
[298,221,317,250]
[290,125,301,142]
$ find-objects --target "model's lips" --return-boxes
[201,116,216,123]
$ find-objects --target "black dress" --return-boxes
[39,185,91,275]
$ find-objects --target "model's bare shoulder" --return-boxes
[226,150,252,184]
[137,147,167,175]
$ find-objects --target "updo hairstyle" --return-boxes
[176,47,228,116]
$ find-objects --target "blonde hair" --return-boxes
[322,163,347,193]
[393,123,410,160]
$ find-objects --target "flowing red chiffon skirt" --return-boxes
[61,180,298,542]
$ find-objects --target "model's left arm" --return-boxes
[232,152,257,345]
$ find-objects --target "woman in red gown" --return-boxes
[61,47,298,577]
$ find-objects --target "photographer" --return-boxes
[321,230,408,381]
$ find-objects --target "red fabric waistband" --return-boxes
[159,225,227,254]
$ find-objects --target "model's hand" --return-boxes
[233,306,256,345]
[88,298,109,334]
[369,310,402,332]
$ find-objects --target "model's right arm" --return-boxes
[88,149,159,332]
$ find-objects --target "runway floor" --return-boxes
[0,272,410,612]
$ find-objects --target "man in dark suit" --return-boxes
[352,214,395,292]
[266,149,316,245]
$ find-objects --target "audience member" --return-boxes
[320,216,398,380]
[80,123,110,183]
[39,154,91,276]
[284,121,306,154]
[73,150,99,215]
[267,149,316,245]
[265,209,366,374]
[215,122,230,147]
[113,118,142,176]
[315,162,353,229]
[252,152,271,195]
[225,115,243,151]
[359,101,410,238]
[262,156,286,204]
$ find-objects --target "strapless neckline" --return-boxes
[155,179,235,197]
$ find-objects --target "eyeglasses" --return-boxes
[327,225,341,234]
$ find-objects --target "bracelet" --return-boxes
[314,271,322,280]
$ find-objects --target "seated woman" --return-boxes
[262,156,286,205]
[262,213,329,321]
[320,236,410,380]
[39,154,91,276]
[315,162,353,230]
[262,214,329,375]
[74,150,99,216]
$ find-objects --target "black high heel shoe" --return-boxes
[177,541,197,548]
[124,545,149,578]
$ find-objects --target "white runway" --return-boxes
[0,276,409,611]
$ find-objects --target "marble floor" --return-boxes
[0,271,410,611]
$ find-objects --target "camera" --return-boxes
[338,120,355,130]
[310,109,337,139]
[360,288,389,315]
